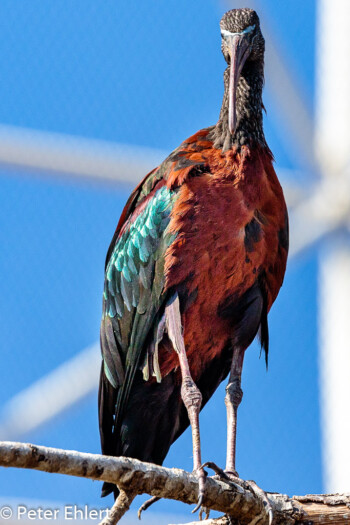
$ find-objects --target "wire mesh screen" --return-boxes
[0,0,334,523]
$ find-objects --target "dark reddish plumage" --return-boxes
[160,132,287,381]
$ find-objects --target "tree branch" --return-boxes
[0,441,349,524]
[100,489,136,525]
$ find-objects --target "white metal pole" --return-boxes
[0,344,100,440]
[316,0,350,492]
[315,0,350,176]
[0,124,166,184]
[319,243,350,491]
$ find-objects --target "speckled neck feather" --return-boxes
[209,59,267,152]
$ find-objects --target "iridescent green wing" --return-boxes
[99,176,178,444]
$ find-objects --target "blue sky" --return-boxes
[0,1,320,521]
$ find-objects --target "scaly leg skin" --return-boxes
[225,347,244,477]
[204,347,273,524]
[165,293,206,514]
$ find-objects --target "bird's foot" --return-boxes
[137,496,160,520]
[191,465,207,514]
[138,468,207,519]
[198,505,210,521]
[201,462,245,492]
[202,462,273,525]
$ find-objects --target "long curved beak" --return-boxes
[228,34,251,135]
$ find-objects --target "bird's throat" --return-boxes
[211,64,266,152]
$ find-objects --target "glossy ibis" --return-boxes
[99,7,288,519]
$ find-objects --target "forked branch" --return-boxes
[0,441,349,525]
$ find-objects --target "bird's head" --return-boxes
[220,8,264,135]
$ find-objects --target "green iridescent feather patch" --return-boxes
[104,185,176,319]
[101,184,178,392]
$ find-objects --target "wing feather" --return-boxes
[99,174,178,456]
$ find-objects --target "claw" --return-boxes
[246,480,273,525]
[268,508,273,525]
[192,493,204,514]
[137,496,160,520]
[192,467,206,514]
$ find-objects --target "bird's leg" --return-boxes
[225,346,244,476]
[208,347,272,523]
[165,294,205,513]
[203,347,273,524]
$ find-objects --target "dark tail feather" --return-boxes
[101,481,119,500]
[99,362,120,500]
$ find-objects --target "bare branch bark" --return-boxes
[0,441,349,524]
[99,489,135,525]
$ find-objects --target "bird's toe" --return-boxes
[226,475,273,524]
[191,466,207,514]
[201,462,245,493]
[137,496,160,520]
[244,479,273,525]
[201,463,273,522]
